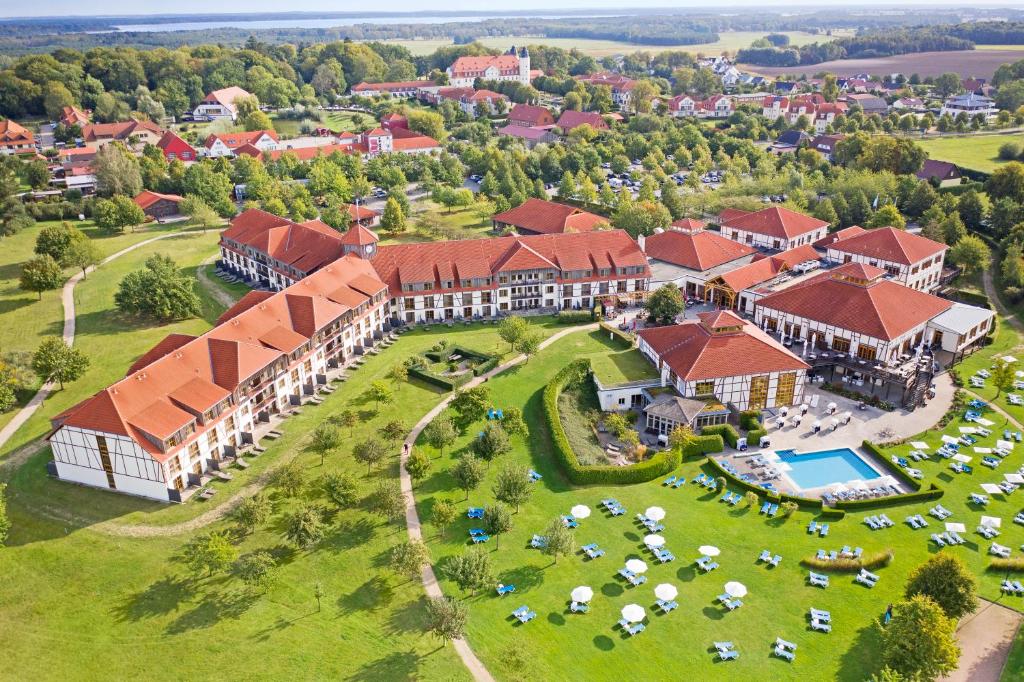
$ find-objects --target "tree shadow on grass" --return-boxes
[165,588,259,635]
[601,582,625,597]
[349,650,422,682]
[112,574,190,623]
[386,595,427,636]
[501,563,545,592]
[622,530,641,542]
[337,575,397,615]
[321,517,376,554]
[548,611,566,626]
[593,634,615,651]
[676,565,697,582]
[701,606,724,621]
[835,623,883,682]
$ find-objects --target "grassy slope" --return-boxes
[917,134,1024,174]
[0,321,580,679]
[410,324,1024,681]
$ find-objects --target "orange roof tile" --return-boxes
[221,209,347,277]
[721,206,830,239]
[133,190,183,210]
[555,110,609,132]
[826,226,946,265]
[127,334,198,375]
[493,198,607,235]
[813,225,866,250]
[341,222,379,245]
[645,229,756,272]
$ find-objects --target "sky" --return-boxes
[1,1,1017,19]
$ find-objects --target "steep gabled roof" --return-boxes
[721,206,829,239]
[133,190,183,210]
[827,226,946,265]
[492,198,606,235]
[644,229,756,272]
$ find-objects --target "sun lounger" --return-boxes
[819,523,829,537]
[770,554,782,567]
[663,476,677,486]
[530,534,547,549]
[990,543,1012,558]
[717,593,732,604]
[672,477,686,488]
[467,507,485,519]
[701,560,719,573]
[768,504,779,517]
[718,649,739,661]
[931,533,947,546]
[977,525,999,539]
[528,469,542,482]
[714,641,734,653]
[496,584,516,596]
[725,599,743,611]
[760,502,771,514]
[628,574,648,586]
[1014,512,1024,525]
[759,549,771,562]
[971,493,989,505]
[855,569,879,588]
[774,644,795,661]
[1002,580,1023,594]
[864,516,880,530]
[471,534,490,544]
[906,516,921,529]
[807,521,818,534]
[811,619,832,633]
[656,598,678,613]
[570,601,589,613]
[626,622,645,636]
[816,549,828,561]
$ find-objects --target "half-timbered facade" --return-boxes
[824,226,947,292]
[719,206,830,251]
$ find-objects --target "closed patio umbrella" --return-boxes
[644,534,665,549]
[625,559,648,574]
[621,604,645,623]
[724,581,747,598]
[980,515,1002,528]
[981,483,1003,495]
[952,453,972,463]
[945,522,966,533]
[698,545,720,557]
[571,504,591,519]
[998,440,1015,451]
[910,441,929,450]
[1006,473,1024,484]
[941,435,959,444]
[645,506,666,522]
[571,586,593,603]
[654,584,678,601]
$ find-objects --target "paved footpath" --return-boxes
[399,323,596,682]
[0,232,188,460]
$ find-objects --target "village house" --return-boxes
[491,198,607,236]
[80,119,164,151]
[427,87,508,117]
[192,86,253,122]
[446,47,530,88]
[47,255,389,502]
[916,159,962,188]
[719,206,830,252]
[496,125,558,148]
[810,133,845,161]
[669,94,734,119]
[59,105,90,128]
[636,311,810,414]
[940,93,999,120]
[823,226,947,291]
[155,130,196,162]
[0,119,35,155]
[133,190,184,220]
[640,219,758,298]
[204,130,279,158]
[575,72,637,109]
[350,81,429,98]
[555,110,609,133]
[506,103,555,128]
[841,93,888,116]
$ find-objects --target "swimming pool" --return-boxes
[775,448,882,489]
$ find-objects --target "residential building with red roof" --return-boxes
[347,204,380,228]
[81,119,164,151]
[761,95,846,132]
[446,47,530,88]
[133,190,184,220]
[350,81,427,97]
[0,119,35,155]
[753,262,959,364]
[575,72,637,109]
[155,130,196,162]
[917,159,962,188]
[496,124,558,148]
[824,226,947,292]
[425,87,508,117]
[204,130,279,158]
[640,221,757,297]
[555,110,609,133]
[719,206,830,251]
[668,94,734,119]
[507,103,555,128]
[192,86,253,122]
[492,198,608,236]
[59,105,90,128]
[637,311,809,412]
[371,230,649,323]
[47,253,389,501]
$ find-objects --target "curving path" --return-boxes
[399,323,597,682]
[0,231,193,463]
[197,254,238,309]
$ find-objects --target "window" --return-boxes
[831,337,851,353]
[856,345,877,361]
[694,381,715,396]
[775,372,796,407]
[748,375,769,410]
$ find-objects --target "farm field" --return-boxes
[744,49,1024,80]
[376,31,829,58]
[917,133,1024,173]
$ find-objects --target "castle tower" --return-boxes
[518,46,530,83]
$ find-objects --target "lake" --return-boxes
[111,13,614,32]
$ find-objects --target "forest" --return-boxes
[737,27,975,67]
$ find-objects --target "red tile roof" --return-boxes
[133,190,183,210]
[751,244,820,269]
[268,143,354,161]
[341,222,379,245]
[201,86,252,110]
[221,209,348,277]
[0,119,33,145]
[644,229,756,271]
[508,104,554,126]
[556,110,609,132]
[826,226,946,265]
[638,317,808,382]
[126,333,197,375]
[717,257,788,293]
[449,54,520,78]
[721,206,830,239]
[493,198,607,235]
[371,230,648,292]
[216,291,275,326]
[204,129,279,150]
[718,208,752,223]
[81,119,163,143]
[670,218,706,232]
[51,254,385,460]
[755,262,953,341]
[813,226,866,250]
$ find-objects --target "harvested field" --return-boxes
[743,49,1024,80]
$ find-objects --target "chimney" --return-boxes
[637,233,646,252]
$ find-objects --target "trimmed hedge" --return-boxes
[408,365,474,392]
[834,483,944,510]
[597,321,635,348]
[818,507,847,520]
[948,289,992,310]
[544,359,680,484]
[801,549,894,573]
[556,310,594,324]
[862,440,922,491]
[745,428,768,445]
[705,457,823,509]
[474,357,500,376]
[739,410,762,431]
[680,434,724,459]
[702,423,740,448]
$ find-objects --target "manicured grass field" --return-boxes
[917,134,1024,173]
[376,31,830,58]
[378,201,494,246]
[0,319,574,679]
[410,323,1024,681]
[588,335,659,386]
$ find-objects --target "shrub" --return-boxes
[701,423,740,448]
[999,141,1022,160]
[818,507,847,520]
[990,557,1024,572]
[408,365,473,391]
[801,549,894,573]
[834,484,944,510]
[739,410,762,431]
[597,321,634,348]
[745,427,768,445]
[861,441,922,490]
[543,359,680,484]
[680,434,723,459]
[705,457,822,508]
[555,310,594,324]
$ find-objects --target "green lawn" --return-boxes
[407,323,1024,681]
[0,319,577,679]
[379,201,494,246]
[917,134,1024,174]
[587,335,659,385]
[1006,627,1024,681]
[376,31,832,58]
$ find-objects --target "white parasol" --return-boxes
[644,534,666,549]
[981,515,1002,528]
[571,504,591,519]
[724,581,748,598]
[981,483,1003,495]
[621,604,646,623]
[945,522,966,533]
[571,586,593,603]
[645,506,666,522]
[625,559,648,574]
[974,447,992,454]
[953,453,972,463]
[698,545,721,557]
[654,583,678,601]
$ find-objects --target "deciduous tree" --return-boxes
[452,454,486,500]
[31,337,88,389]
[880,595,959,680]
[19,254,63,299]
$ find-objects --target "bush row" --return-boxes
[543,359,679,485]
[597,321,635,348]
[861,440,922,491]
[701,423,740,448]
[834,484,944,510]
[407,365,473,392]
[474,357,500,376]
[704,457,823,509]
[948,289,992,310]
[680,434,724,459]
[555,310,594,324]
[801,549,894,573]
[739,410,762,431]
[746,427,768,445]
[818,508,847,520]
[423,345,491,364]
[990,557,1024,573]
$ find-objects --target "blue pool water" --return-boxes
[776,448,882,489]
